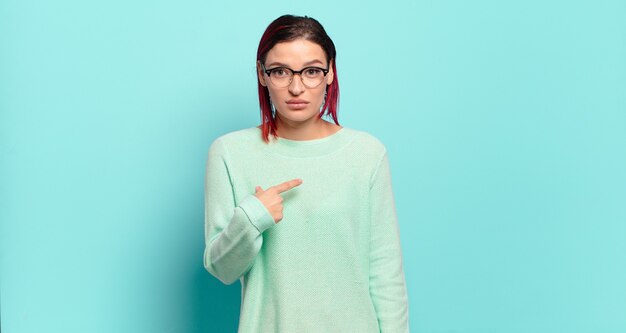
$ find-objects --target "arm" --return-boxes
[369,150,410,332]
[203,139,275,285]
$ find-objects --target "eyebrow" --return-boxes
[266,59,326,68]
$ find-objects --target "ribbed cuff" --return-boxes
[238,195,276,233]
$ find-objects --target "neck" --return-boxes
[275,116,339,141]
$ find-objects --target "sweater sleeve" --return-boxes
[203,139,276,285]
[369,150,410,332]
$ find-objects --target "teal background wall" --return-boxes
[1,0,625,332]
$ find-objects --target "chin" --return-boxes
[280,115,318,124]
[277,108,319,123]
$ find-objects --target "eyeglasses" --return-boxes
[262,63,329,88]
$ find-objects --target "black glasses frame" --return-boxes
[261,63,330,87]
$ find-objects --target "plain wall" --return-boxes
[1,0,625,332]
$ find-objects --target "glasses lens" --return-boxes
[269,68,292,87]
[301,67,325,88]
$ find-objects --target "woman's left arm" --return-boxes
[369,150,410,332]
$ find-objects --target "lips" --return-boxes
[286,99,309,110]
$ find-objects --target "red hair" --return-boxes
[256,15,340,143]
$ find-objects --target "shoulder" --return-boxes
[343,127,388,156]
[209,127,261,148]
[340,128,392,186]
[214,127,261,145]
[208,127,262,156]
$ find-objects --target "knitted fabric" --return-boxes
[204,127,409,332]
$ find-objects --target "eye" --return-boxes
[270,68,289,78]
[303,68,323,77]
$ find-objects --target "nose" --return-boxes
[288,73,305,95]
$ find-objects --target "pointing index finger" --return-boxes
[271,178,303,194]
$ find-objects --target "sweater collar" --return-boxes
[256,127,357,158]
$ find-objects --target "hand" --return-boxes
[254,178,303,223]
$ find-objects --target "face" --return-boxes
[257,39,334,126]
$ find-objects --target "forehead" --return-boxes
[265,39,327,67]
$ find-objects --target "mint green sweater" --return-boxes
[203,127,409,332]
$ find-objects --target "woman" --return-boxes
[204,14,409,332]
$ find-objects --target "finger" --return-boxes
[255,186,263,195]
[271,178,303,194]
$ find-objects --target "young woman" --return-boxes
[204,15,409,332]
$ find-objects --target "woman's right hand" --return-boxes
[254,178,303,223]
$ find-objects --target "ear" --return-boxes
[326,59,334,86]
[257,61,267,87]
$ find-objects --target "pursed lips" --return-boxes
[286,99,309,110]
